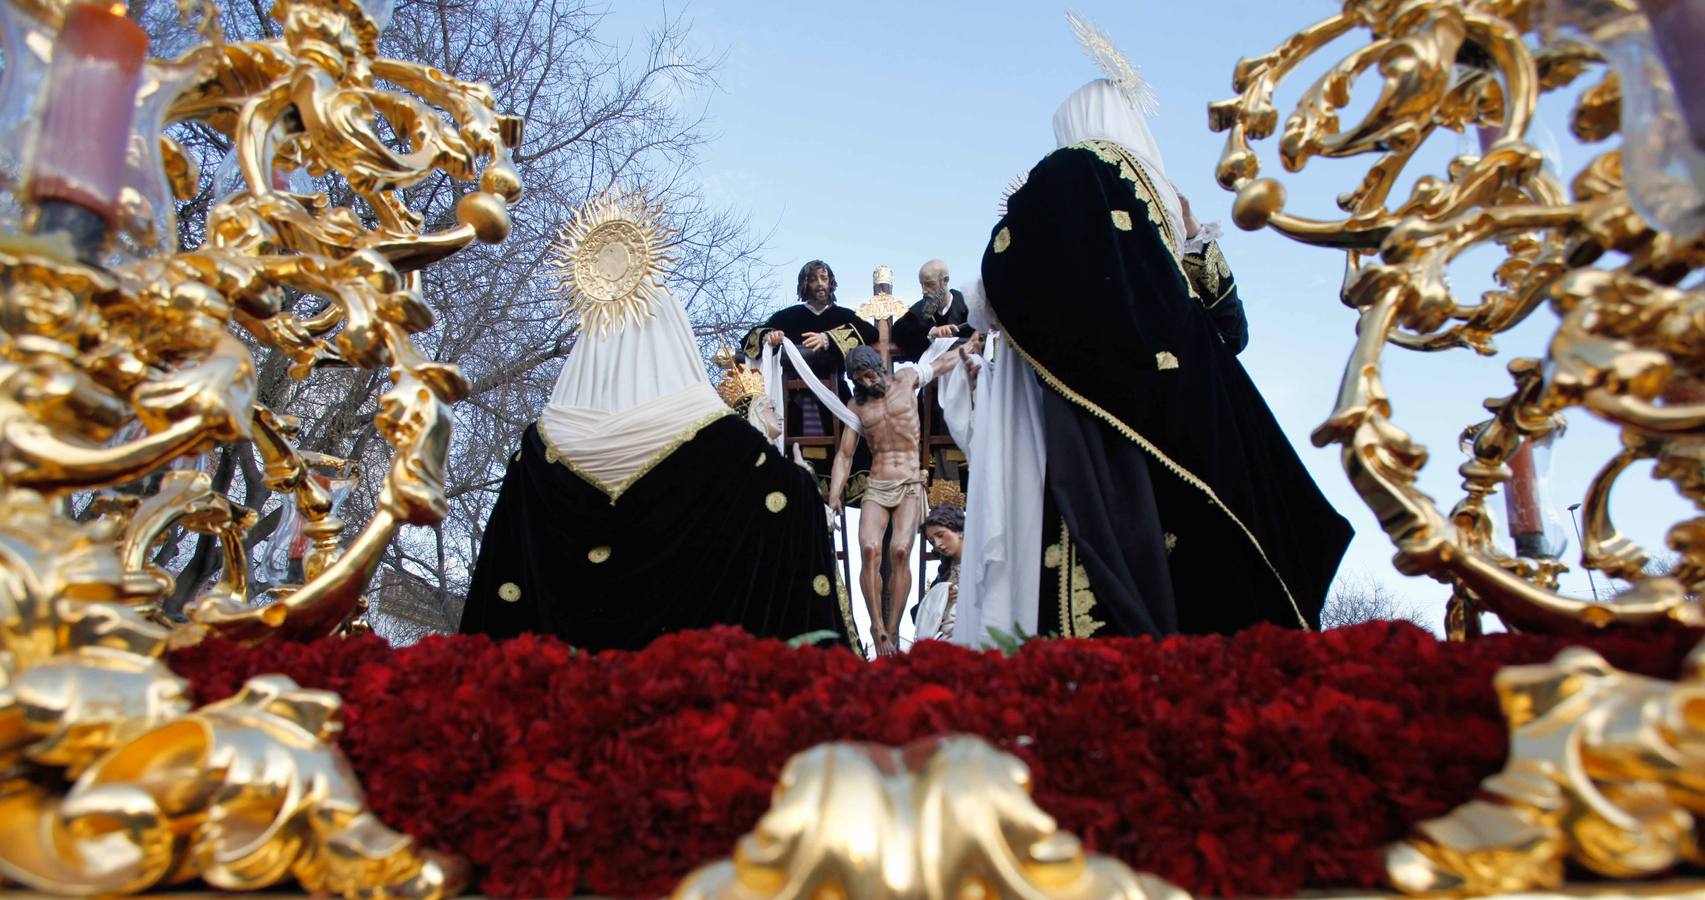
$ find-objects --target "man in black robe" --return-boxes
[954,75,1351,644]
[890,259,973,364]
[741,260,879,496]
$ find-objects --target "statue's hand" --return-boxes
[929,324,959,339]
[801,332,829,352]
[1177,189,1201,239]
[765,330,785,348]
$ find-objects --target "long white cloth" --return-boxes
[538,283,728,490]
[757,337,958,450]
[952,332,1047,647]
[929,334,981,461]
[759,339,863,451]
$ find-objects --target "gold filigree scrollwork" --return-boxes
[0,490,459,895]
[673,736,1191,900]
[0,0,514,642]
[1213,0,1704,634]
[0,0,520,892]
[1388,645,1705,894]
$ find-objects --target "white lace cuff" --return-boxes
[1183,221,1223,255]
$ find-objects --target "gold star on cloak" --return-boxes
[548,188,676,336]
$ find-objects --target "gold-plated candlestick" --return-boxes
[0,0,519,893]
[1210,0,1703,638]
[1214,0,1705,893]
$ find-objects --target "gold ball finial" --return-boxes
[1232,178,1285,231]
[457,192,511,244]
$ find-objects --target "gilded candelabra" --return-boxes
[1210,0,1703,637]
[1215,0,1705,892]
[0,0,518,893]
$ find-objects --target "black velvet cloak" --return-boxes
[983,140,1352,637]
[459,415,859,652]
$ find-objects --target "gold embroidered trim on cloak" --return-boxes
[1053,523,1104,638]
[993,227,1012,253]
[1111,210,1133,231]
[741,328,768,359]
[827,324,864,357]
[1182,242,1235,309]
[765,491,788,513]
[1156,351,1180,370]
[1005,335,1309,629]
[498,582,521,602]
[1082,142,1176,250]
[1164,532,1178,555]
[1050,524,1105,637]
[755,452,767,467]
[1052,525,1070,634]
[813,574,831,597]
[546,407,733,504]
[587,545,611,564]
[1050,525,1063,637]
[1077,141,1207,306]
[834,573,861,655]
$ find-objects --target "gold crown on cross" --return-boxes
[858,263,908,323]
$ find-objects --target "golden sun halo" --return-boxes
[548,188,675,336]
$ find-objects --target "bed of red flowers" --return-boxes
[168,621,1700,898]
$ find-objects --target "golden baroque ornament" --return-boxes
[1211,0,1705,636]
[1388,644,1705,895]
[672,735,1192,900]
[0,491,462,896]
[0,0,521,893]
[0,674,466,896]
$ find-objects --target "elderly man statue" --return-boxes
[890,259,973,363]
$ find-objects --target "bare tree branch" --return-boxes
[143,0,776,643]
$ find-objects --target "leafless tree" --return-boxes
[136,0,775,642]
[1319,573,1431,630]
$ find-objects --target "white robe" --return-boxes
[913,581,955,643]
[947,328,1047,647]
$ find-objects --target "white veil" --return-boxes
[1051,78,1191,251]
[536,284,728,494]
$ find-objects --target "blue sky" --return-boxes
[607,1,1689,630]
